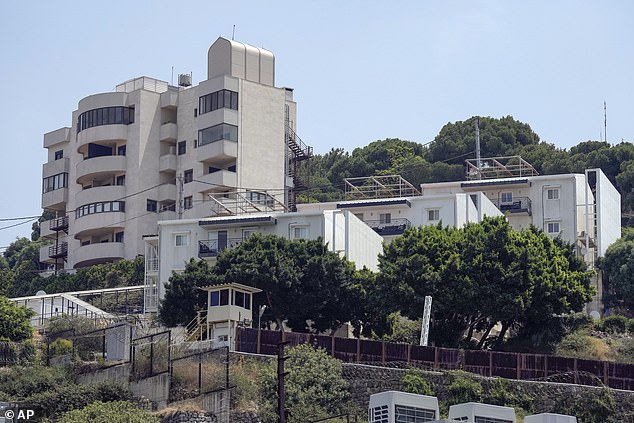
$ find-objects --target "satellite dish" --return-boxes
[36,290,47,296]
[589,311,601,320]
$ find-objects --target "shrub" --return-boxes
[402,369,434,396]
[445,373,483,406]
[27,381,132,419]
[555,331,609,360]
[628,318,634,334]
[597,315,629,334]
[58,400,159,423]
[0,366,71,398]
[258,344,350,423]
[49,338,73,356]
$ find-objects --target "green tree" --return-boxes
[375,217,593,348]
[208,234,361,333]
[0,296,34,341]
[158,259,210,327]
[258,344,350,422]
[599,228,634,311]
[58,401,159,423]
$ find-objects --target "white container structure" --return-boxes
[448,402,516,423]
[524,413,577,423]
[368,391,440,423]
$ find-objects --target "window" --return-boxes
[116,175,125,186]
[547,222,561,234]
[77,106,134,133]
[177,141,186,155]
[198,123,238,146]
[501,192,513,203]
[184,169,193,183]
[242,228,257,239]
[232,291,251,310]
[54,150,63,160]
[219,289,229,306]
[175,234,188,247]
[428,209,440,221]
[75,201,125,218]
[184,196,193,209]
[379,213,391,224]
[117,145,126,156]
[42,173,68,193]
[354,213,364,221]
[292,226,308,239]
[547,188,560,200]
[210,291,220,306]
[199,89,238,115]
[147,199,157,212]
[115,232,124,242]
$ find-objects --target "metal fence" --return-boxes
[236,328,634,390]
[169,346,229,403]
[130,330,171,380]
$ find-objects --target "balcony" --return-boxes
[77,124,128,149]
[73,212,125,238]
[160,90,178,109]
[74,242,125,268]
[492,197,532,215]
[198,238,243,258]
[42,157,70,178]
[48,242,68,259]
[160,122,178,142]
[44,127,70,148]
[50,216,69,232]
[76,155,126,183]
[197,140,237,163]
[76,185,125,206]
[42,188,68,210]
[159,153,177,172]
[364,218,411,236]
[196,169,237,192]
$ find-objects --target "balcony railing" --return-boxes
[491,197,532,214]
[198,238,243,258]
[49,216,69,231]
[364,218,411,236]
[49,242,68,259]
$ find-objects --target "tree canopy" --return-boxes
[159,234,365,333]
[599,228,634,312]
[0,296,34,341]
[372,217,594,347]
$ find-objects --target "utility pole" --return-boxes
[277,341,290,423]
[177,173,184,219]
[419,296,432,346]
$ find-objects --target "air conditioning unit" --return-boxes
[448,402,516,423]
[369,391,439,423]
[524,413,577,423]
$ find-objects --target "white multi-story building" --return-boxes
[420,162,621,314]
[40,37,309,271]
[144,209,383,311]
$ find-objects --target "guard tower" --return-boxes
[200,282,262,350]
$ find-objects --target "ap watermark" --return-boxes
[1,403,36,422]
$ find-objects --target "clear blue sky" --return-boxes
[1,0,633,249]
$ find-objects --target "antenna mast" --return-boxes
[604,101,607,143]
[475,117,481,180]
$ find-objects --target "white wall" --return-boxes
[593,168,621,257]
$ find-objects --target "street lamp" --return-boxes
[258,304,267,330]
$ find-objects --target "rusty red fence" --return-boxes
[235,327,634,391]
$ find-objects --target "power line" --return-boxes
[0,216,41,222]
[0,218,38,231]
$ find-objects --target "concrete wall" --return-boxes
[130,372,171,410]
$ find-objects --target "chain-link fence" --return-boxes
[169,346,229,403]
[130,330,171,380]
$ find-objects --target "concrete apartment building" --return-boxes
[143,209,383,311]
[40,37,310,271]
